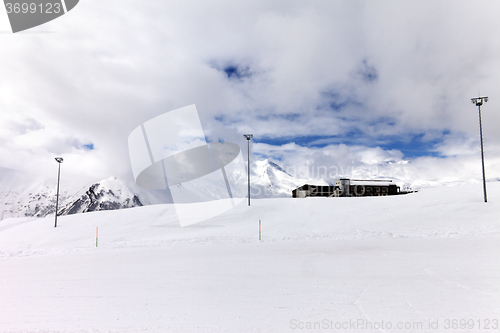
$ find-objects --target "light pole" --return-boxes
[54,157,64,227]
[471,96,488,203]
[243,134,253,206]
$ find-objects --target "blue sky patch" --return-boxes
[359,60,378,82]
[256,113,301,121]
[254,130,450,159]
[377,132,448,158]
[83,143,94,150]
[367,116,397,127]
[222,65,251,79]
[321,91,363,111]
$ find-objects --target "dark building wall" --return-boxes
[350,184,399,196]
[293,182,401,198]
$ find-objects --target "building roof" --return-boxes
[349,180,395,186]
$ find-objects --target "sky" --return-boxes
[1,0,499,192]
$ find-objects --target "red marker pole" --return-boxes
[259,219,261,241]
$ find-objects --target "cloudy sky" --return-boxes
[1,0,499,192]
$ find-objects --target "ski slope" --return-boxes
[0,182,499,332]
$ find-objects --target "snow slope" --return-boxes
[0,182,499,332]
[251,159,316,198]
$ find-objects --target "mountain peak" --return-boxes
[59,178,143,215]
[268,161,292,177]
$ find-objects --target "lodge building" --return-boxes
[292,179,403,198]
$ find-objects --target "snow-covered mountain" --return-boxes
[0,177,145,219]
[58,177,145,216]
[0,160,305,219]
[0,167,67,219]
[252,159,312,198]
[0,185,61,219]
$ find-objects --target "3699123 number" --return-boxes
[443,319,499,330]
[5,2,62,14]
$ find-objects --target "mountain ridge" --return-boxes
[0,160,298,219]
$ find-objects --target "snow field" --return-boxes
[0,182,499,332]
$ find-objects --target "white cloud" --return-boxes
[1,0,499,191]
[253,141,500,189]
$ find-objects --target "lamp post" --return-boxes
[54,157,63,227]
[471,96,488,203]
[243,134,253,206]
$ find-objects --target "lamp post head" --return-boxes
[471,96,488,106]
[55,157,64,163]
[243,134,253,140]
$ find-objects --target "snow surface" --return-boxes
[0,182,499,332]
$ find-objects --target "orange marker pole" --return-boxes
[259,219,261,241]
[96,226,98,247]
